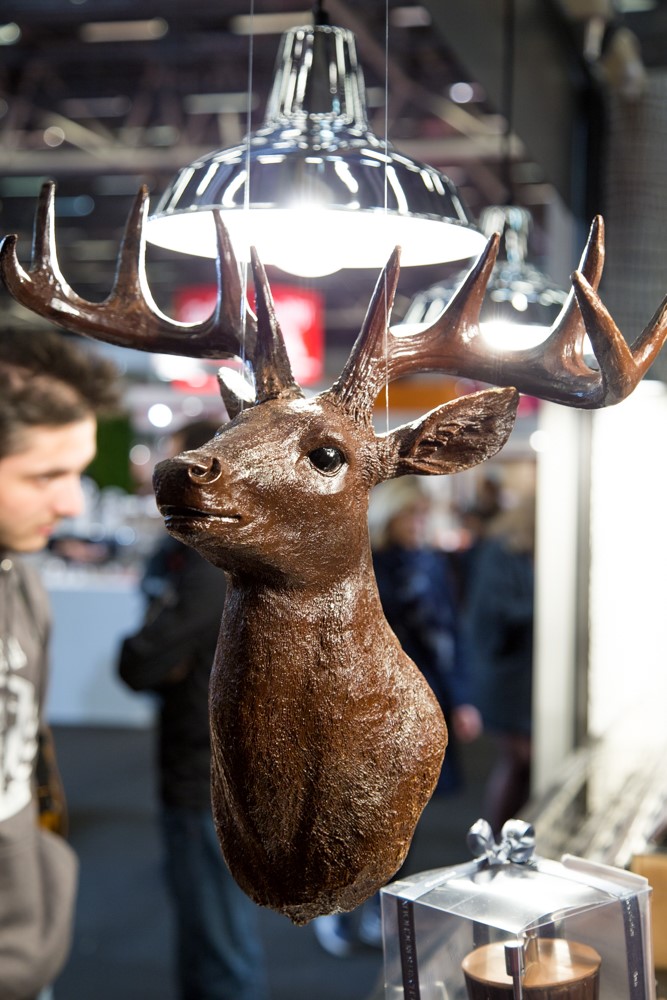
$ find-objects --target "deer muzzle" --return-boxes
[187,455,222,484]
[153,454,229,520]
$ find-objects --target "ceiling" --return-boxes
[0,0,664,372]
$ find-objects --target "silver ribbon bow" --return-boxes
[467,818,536,866]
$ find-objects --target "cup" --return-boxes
[462,937,601,1000]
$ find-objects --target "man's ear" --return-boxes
[380,386,519,478]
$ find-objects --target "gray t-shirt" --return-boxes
[0,556,78,1000]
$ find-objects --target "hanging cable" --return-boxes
[501,0,516,206]
[383,0,391,434]
[313,0,329,26]
[240,0,256,384]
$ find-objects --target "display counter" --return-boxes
[525,725,667,869]
[43,565,154,727]
[524,727,667,987]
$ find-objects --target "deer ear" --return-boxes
[382,386,519,478]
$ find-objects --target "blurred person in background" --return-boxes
[464,494,536,836]
[372,478,483,795]
[450,474,503,608]
[0,327,119,1000]
[119,420,270,1000]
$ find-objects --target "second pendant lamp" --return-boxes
[401,205,569,352]
[400,0,569,354]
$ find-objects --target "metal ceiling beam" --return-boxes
[0,135,529,176]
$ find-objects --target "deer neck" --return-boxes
[220,545,390,670]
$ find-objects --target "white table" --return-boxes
[44,567,155,727]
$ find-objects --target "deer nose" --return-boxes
[187,456,222,484]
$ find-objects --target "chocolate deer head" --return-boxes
[2,183,667,923]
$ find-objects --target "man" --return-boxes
[119,420,269,1000]
[0,326,119,1000]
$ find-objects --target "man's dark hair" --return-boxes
[0,327,121,458]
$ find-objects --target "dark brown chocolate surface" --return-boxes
[152,250,519,920]
[4,186,667,921]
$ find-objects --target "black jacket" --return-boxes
[119,537,227,809]
[372,545,470,794]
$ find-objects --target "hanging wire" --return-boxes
[383,0,391,434]
[241,0,256,382]
[501,0,516,206]
[313,0,329,26]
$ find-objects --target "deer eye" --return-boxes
[308,446,345,476]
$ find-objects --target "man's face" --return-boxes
[0,418,97,553]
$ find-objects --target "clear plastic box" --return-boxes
[381,820,654,1000]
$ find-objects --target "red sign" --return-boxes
[172,283,325,389]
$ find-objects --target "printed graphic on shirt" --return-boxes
[0,636,38,820]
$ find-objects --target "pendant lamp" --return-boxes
[401,0,569,352]
[146,12,486,277]
[400,205,568,351]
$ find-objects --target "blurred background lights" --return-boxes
[0,23,21,45]
[53,194,95,216]
[449,82,475,104]
[43,126,66,147]
[182,396,205,417]
[147,403,174,428]
[480,320,552,351]
[129,443,152,466]
[389,5,432,28]
[79,18,168,43]
[529,429,550,453]
[152,354,208,383]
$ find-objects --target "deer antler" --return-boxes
[570,268,667,405]
[0,182,257,361]
[4,189,666,410]
[249,247,304,404]
[331,215,667,412]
